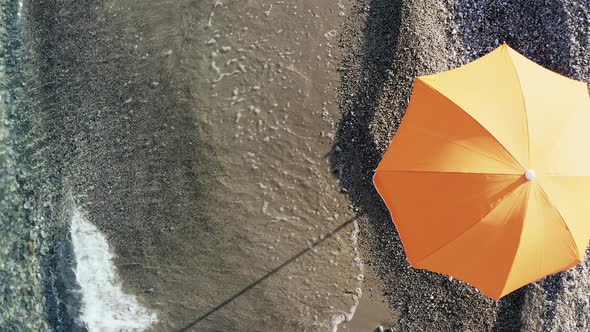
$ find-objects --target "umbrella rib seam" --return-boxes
[537,184,583,261]
[376,170,521,176]
[498,184,531,296]
[418,78,526,171]
[412,184,522,268]
[401,124,523,172]
[505,48,531,167]
[540,189,545,280]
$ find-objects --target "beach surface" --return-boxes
[335,0,590,330]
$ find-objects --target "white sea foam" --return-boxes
[330,219,364,332]
[70,207,157,331]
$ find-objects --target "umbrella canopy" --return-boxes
[373,43,590,299]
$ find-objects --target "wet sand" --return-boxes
[19,0,386,331]
[340,265,397,331]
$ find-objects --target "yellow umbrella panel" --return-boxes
[373,44,590,299]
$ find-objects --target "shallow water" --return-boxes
[0,0,52,329]
[0,0,388,331]
[97,1,365,329]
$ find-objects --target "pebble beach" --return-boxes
[335,0,590,330]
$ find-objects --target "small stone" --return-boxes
[377,325,384,332]
[26,242,34,253]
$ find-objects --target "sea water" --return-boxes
[0,0,367,331]
[0,0,49,329]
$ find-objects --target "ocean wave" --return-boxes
[70,206,157,331]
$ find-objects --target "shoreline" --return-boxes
[21,0,369,330]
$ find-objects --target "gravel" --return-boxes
[335,0,590,330]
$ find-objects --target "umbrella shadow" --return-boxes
[330,0,503,330]
[177,213,362,331]
[330,0,408,315]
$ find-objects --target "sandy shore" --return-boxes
[335,0,590,330]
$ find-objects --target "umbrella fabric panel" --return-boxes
[373,171,523,266]
[538,175,590,257]
[420,45,530,168]
[501,182,581,297]
[376,78,522,174]
[414,182,528,299]
[507,48,590,176]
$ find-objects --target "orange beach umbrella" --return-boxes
[373,44,590,299]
